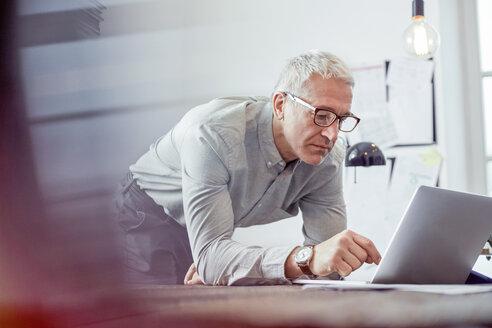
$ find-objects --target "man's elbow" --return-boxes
[195,252,228,285]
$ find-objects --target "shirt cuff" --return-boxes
[261,245,298,284]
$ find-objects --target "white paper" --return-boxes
[299,280,492,295]
[385,148,442,234]
[388,83,434,145]
[343,147,442,255]
[387,58,434,86]
[474,254,492,277]
[349,58,435,147]
[349,62,398,148]
[386,58,435,145]
[344,164,393,252]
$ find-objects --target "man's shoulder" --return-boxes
[180,96,269,148]
[212,96,270,104]
[193,96,269,115]
[185,96,268,124]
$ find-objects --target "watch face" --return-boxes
[295,246,313,263]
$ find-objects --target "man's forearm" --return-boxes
[284,246,303,279]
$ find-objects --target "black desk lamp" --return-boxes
[345,142,386,183]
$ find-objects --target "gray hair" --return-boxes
[273,50,354,97]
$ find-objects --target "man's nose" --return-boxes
[321,122,339,140]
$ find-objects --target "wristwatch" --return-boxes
[294,245,317,279]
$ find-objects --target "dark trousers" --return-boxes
[114,173,193,284]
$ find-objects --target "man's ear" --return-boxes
[272,92,286,120]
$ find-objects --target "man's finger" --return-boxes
[188,272,203,285]
[352,234,381,265]
[184,263,196,285]
[348,243,368,263]
[343,252,364,271]
[336,261,353,277]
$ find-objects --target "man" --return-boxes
[115,50,381,286]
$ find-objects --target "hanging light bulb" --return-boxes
[403,0,440,58]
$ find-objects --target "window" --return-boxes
[477,0,492,195]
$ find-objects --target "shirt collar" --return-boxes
[258,102,286,170]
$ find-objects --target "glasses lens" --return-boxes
[314,110,337,127]
[339,116,358,132]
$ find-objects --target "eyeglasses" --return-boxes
[283,92,360,132]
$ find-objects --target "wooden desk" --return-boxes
[77,285,492,327]
[4,285,491,327]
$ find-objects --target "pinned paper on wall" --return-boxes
[387,58,435,145]
[348,62,398,148]
[348,58,435,148]
[344,163,393,252]
[344,147,443,254]
[343,58,438,260]
[385,147,443,238]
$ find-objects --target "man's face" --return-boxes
[275,75,353,165]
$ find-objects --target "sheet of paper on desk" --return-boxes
[301,282,492,295]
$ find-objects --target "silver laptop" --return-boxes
[296,186,492,285]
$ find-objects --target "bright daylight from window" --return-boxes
[477,0,492,194]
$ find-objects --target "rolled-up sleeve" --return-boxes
[181,126,293,285]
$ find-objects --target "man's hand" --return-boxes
[310,230,381,277]
[184,263,203,285]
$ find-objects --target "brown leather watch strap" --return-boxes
[299,264,315,276]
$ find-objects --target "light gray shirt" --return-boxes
[130,96,347,285]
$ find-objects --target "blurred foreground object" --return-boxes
[0,1,136,326]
